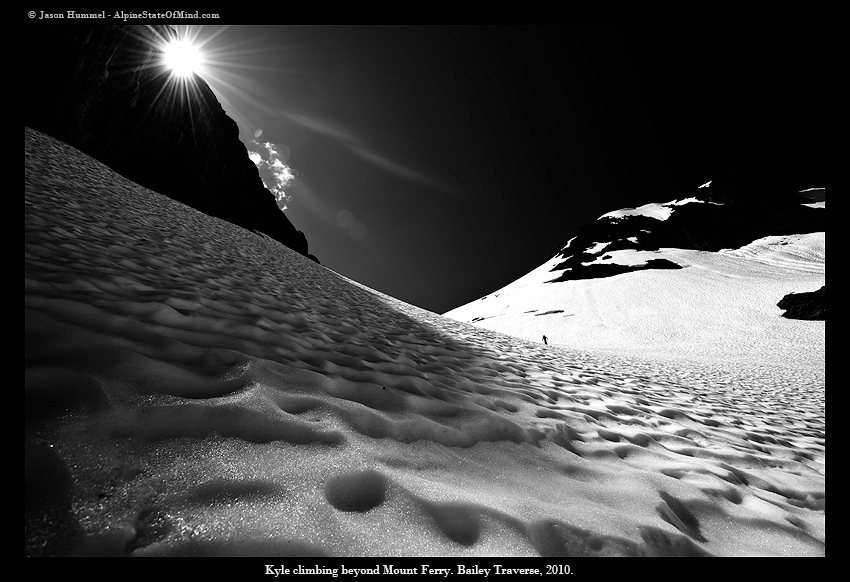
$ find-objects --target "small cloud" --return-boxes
[248,140,295,210]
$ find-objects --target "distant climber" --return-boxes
[542,335,548,345]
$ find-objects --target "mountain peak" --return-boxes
[550,171,824,283]
[24,23,315,261]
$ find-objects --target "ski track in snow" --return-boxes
[25,128,824,557]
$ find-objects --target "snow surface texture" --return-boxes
[25,128,824,557]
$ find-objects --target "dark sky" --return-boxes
[188,24,825,314]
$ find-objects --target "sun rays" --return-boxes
[147,25,220,107]
[162,38,204,78]
[137,25,451,226]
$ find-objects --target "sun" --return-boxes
[162,38,204,77]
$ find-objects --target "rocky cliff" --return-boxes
[24,23,313,260]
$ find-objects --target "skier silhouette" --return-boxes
[542,335,548,345]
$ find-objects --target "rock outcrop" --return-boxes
[24,24,313,260]
[550,168,824,282]
[778,286,825,320]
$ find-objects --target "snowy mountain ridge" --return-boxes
[598,197,720,222]
[445,183,825,369]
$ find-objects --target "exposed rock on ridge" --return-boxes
[778,286,825,321]
[551,168,824,283]
[24,24,314,261]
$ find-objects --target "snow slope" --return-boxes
[25,128,824,558]
[445,209,824,374]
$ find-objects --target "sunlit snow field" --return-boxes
[25,128,824,557]
[445,230,824,374]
